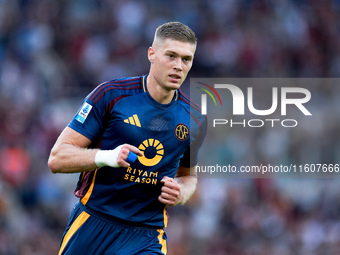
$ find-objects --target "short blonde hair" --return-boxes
[154,22,197,45]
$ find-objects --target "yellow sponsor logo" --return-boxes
[138,139,164,166]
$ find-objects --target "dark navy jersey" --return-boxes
[68,75,206,228]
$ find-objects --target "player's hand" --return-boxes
[116,144,143,168]
[95,144,142,168]
[158,176,182,206]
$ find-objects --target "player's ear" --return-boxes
[148,47,155,63]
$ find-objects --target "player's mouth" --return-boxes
[169,74,181,82]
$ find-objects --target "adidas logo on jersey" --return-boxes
[124,114,141,127]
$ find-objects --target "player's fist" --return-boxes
[158,176,182,206]
[116,144,142,168]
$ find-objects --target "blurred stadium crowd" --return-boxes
[1,0,340,254]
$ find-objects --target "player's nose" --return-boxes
[173,58,182,71]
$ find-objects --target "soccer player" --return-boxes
[48,21,206,255]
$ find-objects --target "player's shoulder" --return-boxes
[87,75,144,104]
[178,90,206,123]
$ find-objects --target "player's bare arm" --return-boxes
[158,166,197,206]
[48,127,142,174]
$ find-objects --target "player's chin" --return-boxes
[166,81,182,90]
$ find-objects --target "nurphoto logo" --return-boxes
[190,78,338,179]
[194,79,312,128]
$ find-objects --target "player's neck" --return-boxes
[146,76,176,104]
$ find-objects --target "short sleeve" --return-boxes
[68,95,107,142]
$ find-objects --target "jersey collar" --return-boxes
[142,74,178,110]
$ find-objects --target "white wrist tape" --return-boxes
[95,145,123,168]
